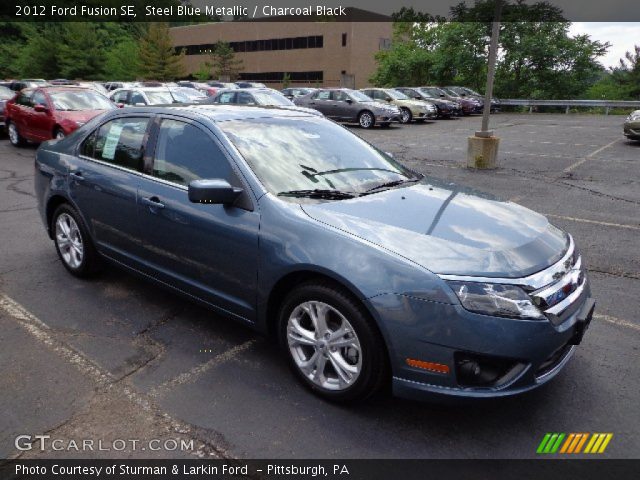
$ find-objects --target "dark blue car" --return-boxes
[34,105,595,402]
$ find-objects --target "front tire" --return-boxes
[52,204,100,277]
[400,107,412,124]
[358,111,375,129]
[7,121,25,147]
[278,282,388,403]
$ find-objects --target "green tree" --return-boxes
[373,1,608,99]
[193,61,212,81]
[282,72,291,88]
[14,24,62,79]
[104,38,141,81]
[58,23,106,80]
[209,42,243,81]
[138,22,185,81]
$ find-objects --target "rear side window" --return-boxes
[152,119,233,186]
[216,92,235,104]
[84,117,149,171]
[313,91,331,100]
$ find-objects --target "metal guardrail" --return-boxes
[500,99,640,114]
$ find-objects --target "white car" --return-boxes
[109,87,177,107]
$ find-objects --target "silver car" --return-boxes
[294,88,401,128]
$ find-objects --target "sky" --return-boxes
[569,22,640,69]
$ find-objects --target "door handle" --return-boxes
[70,171,85,181]
[141,196,165,210]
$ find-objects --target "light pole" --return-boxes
[467,0,503,168]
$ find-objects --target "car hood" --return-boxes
[301,181,568,278]
[55,109,110,123]
[274,105,324,117]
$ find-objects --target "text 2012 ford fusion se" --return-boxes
[34,105,595,403]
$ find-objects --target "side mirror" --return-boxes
[345,98,353,104]
[439,94,445,98]
[460,93,467,97]
[188,179,243,205]
[385,97,392,102]
[34,104,48,113]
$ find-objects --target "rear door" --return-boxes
[68,115,152,264]
[308,90,334,117]
[136,116,260,320]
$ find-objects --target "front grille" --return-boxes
[529,244,586,326]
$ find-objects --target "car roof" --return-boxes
[105,104,318,122]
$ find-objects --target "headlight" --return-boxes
[628,113,640,121]
[447,281,545,320]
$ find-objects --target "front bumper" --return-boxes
[375,112,401,123]
[624,122,640,139]
[369,238,595,400]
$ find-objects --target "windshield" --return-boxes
[145,90,174,105]
[348,90,372,102]
[463,87,482,96]
[253,91,294,106]
[219,117,418,197]
[386,89,409,100]
[441,87,461,97]
[49,90,115,111]
[419,87,445,98]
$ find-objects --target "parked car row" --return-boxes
[1,77,501,144]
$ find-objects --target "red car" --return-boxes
[5,86,116,146]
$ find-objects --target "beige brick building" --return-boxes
[169,19,393,89]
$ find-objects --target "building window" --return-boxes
[178,35,324,56]
[379,38,391,50]
[238,71,323,83]
[342,33,347,47]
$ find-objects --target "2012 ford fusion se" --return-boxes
[34,105,595,403]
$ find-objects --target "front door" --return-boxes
[29,90,52,140]
[136,117,260,321]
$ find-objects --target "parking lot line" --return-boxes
[0,292,233,459]
[544,214,640,231]
[149,340,256,398]
[595,313,640,332]
[562,138,621,174]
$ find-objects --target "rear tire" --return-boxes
[52,204,101,278]
[278,282,388,403]
[7,121,25,147]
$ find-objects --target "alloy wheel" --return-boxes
[8,123,19,145]
[287,300,362,391]
[401,108,411,124]
[55,213,84,269]
[359,112,373,128]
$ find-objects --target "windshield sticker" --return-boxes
[102,124,123,160]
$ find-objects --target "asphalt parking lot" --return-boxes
[0,113,638,460]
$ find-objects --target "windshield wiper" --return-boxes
[277,189,356,200]
[364,176,423,193]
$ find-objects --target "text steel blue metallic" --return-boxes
[34,105,595,403]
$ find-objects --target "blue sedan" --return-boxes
[34,105,595,402]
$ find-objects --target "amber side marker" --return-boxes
[406,358,450,374]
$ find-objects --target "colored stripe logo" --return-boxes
[537,433,613,454]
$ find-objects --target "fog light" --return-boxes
[455,352,525,388]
